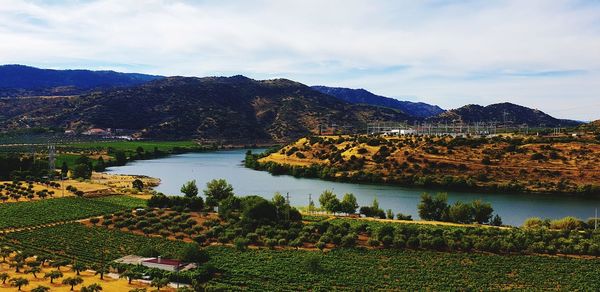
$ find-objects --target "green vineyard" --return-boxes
[0,196,146,229]
[4,223,189,265]
[205,246,600,291]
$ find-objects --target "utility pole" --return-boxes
[285,192,290,221]
[48,144,56,179]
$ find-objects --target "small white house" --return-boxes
[400,129,416,135]
[141,257,185,272]
[114,255,189,272]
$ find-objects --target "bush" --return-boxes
[234,237,249,251]
[315,241,326,251]
[523,217,546,229]
[530,153,545,161]
[396,213,413,221]
[304,254,322,273]
[490,214,503,226]
[549,217,584,231]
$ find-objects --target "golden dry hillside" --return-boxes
[254,135,600,195]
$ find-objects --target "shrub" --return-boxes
[304,254,322,273]
[530,153,545,161]
[396,213,413,221]
[523,217,546,229]
[315,241,326,251]
[549,217,584,231]
[367,238,380,247]
[234,237,249,251]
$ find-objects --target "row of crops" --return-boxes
[3,223,189,265]
[322,217,600,256]
[204,246,600,290]
[3,221,600,290]
[0,196,146,229]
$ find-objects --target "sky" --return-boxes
[1,0,599,120]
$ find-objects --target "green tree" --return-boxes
[240,195,277,222]
[71,163,91,179]
[93,264,110,280]
[418,193,449,221]
[272,192,286,210]
[9,277,29,291]
[471,200,494,224]
[372,197,380,211]
[94,157,106,172]
[115,151,127,165]
[81,283,103,292]
[72,262,87,275]
[120,269,142,285]
[10,260,25,273]
[61,162,69,178]
[26,266,42,278]
[44,270,63,284]
[151,278,169,291]
[0,272,9,284]
[31,286,50,292]
[180,180,199,198]
[319,190,341,213]
[448,201,474,223]
[62,276,84,291]
[50,259,70,271]
[490,214,503,226]
[0,247,11,262]
[386,209,394,219]
[318,190,336,209]
[132,179,144,191]
[204,179,234,207]
[340,193,358,214]
[178,243,209,265]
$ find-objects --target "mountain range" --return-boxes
[431,103,580,127]
[0,75,410,142]
[0,64,161,97]
[0,65,585,141]
[311,86,444,118]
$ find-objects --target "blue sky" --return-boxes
[1,0,599,120]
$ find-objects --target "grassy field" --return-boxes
[57,140,200,153]
[0,196,145,229]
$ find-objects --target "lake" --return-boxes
[106,149,600,226]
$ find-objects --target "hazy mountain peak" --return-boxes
[311,85,444,118]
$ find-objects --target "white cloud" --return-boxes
[0,0,599,120]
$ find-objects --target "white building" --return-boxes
[141,257,186,272]
[114,255,188,272]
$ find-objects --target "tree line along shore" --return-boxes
[247,134,600,195]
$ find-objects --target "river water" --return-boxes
[105,149,600,226]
